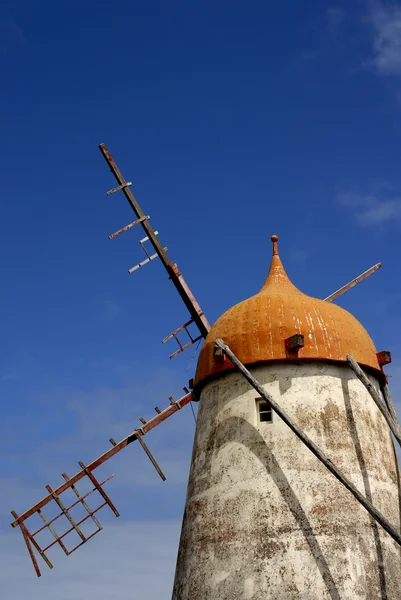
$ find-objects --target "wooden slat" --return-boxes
[11,392,192,527]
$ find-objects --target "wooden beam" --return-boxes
[346,354,401,448]
[215,338,401,549]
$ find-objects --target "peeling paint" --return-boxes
[172,363,401,599]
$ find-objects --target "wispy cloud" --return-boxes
[296,7,346,69]
[327,7,346,37]
[336,187,401,226]
[368,2,401,76]
[1,367,194,596]
[0,369,17,382]
[0,520,180,599]
[298,50,320,63]
[0,17,26,54]
[101,298,121,319]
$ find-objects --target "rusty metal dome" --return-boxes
[194,235,381,388]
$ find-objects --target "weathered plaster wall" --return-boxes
[172,362,401,599]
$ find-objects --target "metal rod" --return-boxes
[62,472,103,530]
[324,263,382,303]
[346,355,401,447]
[65,528,101,555]
[31,475,113,536]
[162,319,194,343]
[98,144,210,338]
[139,231,159,245]
[162,318,203,358]
[42,503,107,552]
[128,250,165,273]
[46,485,86,542]
[136,433,166,481]
[38,509,69,555]
[78,462,120,517]
[169,335,203,359]
[11,392,193,527]
[215,338,401,549]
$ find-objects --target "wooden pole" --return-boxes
[215,338,401,548]
[346,355,401,447]
[381,383,399,426]
[324,263,382,303]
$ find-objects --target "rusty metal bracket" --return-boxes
[167,395,182,410]
[377,350,392,366]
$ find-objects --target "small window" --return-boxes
[256,398,273,423]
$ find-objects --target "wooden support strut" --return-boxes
[346,354,401,448]
[382,384,399,425]
[98,144,210,338]
[78,462,120,518]
[62,472,103,531]
[11,511,45,577]
[46,485,86,542]
[136,433,166,481]
[11,391,193,528]
[38,509,69,556]
[214,338,401,549]
[324,263,382,303]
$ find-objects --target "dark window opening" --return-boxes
[256,398,272,423]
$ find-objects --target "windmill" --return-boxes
[10,145,401,598]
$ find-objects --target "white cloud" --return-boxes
[1,368,194,597]
[296,7,345,69]
[336,189,401,225]
[368,3,401,76]
[327,7,346,36]
[0,520,180,599]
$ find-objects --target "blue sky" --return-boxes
[1,0,401,597]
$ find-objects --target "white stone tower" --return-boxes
[172,236,401,599]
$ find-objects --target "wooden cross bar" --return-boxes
[37,509,69,555]
[78,462,120,518]
[45,485,86,542]
[62,472,103,531]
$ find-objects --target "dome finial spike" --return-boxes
[271,235,279,256]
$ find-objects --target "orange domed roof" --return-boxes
[194,236,380,388]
